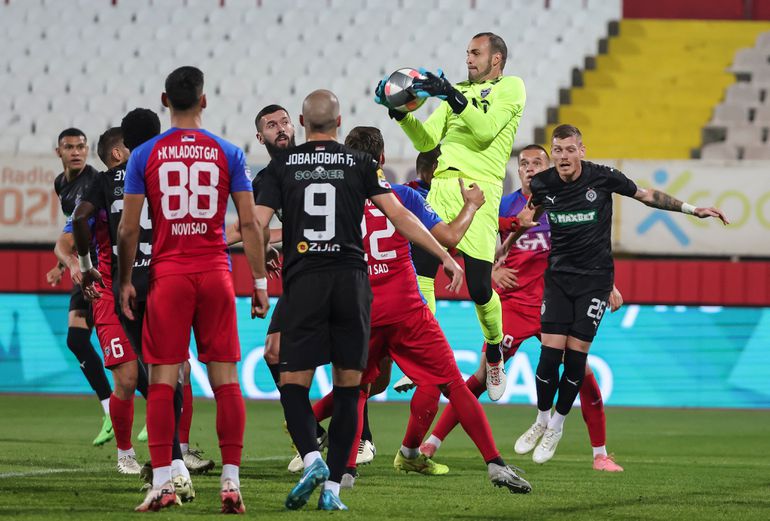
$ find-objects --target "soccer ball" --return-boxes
[384,68,427,113]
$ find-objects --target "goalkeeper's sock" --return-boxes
[474,291,504,346]
[416,275,436,315]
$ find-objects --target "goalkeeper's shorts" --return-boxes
[427,173,502,263]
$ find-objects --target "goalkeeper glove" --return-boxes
[412,68,468,114]
[374,76,407,121]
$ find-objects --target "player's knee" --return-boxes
[113,370,138,399]
[264,334,280,365]
[466,275,493,304]
[66,326,92,354]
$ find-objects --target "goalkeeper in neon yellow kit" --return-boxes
[375,32,526,400]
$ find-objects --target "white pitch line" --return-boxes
[0,468,83,479]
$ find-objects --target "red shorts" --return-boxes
[92,288,136,368]
[143,270,240,365]
[363,306,462,386]
[483,299,541,361]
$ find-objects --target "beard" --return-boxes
[264,134,296,157]
[469,58,493,82]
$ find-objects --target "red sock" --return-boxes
[214,383,245,466]
[147,383,175,468]
[178,383,193,445]
[346,390,369,468]
[431,375,485,442]
[109,393,134,451]
[402,386,440,448]
[312,391,335,422]
[446,379,500,462]
[579,372,606,447]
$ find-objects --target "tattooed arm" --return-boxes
[633,187,730,225]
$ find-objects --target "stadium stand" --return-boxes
[702,30,770,159]
[0,0,621,161]
[543,19,770,159]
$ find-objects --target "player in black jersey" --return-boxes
[226,104,296,389]
[255,90,464,511]
[49,127,114,447]
[72,111,207,494]
[519,124,729,464]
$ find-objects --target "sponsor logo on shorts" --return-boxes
[548,210,597,226]
[541,300,546,315]
[586,188,597,202]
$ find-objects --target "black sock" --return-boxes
[485,456,506,467]
[67,327,112,401]
[327,385,359,483]
[555,349,588,416]
[280,384,318,457]
[172,383,184,461]
[136,358,149,399]
[361,401,372,443]
[535,345,563,412]
[267,362,281,388]
[486,342,503,364]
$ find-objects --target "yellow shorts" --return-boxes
[426,174,502,263]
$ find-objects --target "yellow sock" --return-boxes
[417,275,436,315]
[474,291,503,345]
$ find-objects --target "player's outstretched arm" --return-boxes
[72,200,104,300]
[117,193,143,320]
[494,202,541,267]
[234,193,269,319]
[431,179,485,249]
[371,192,464,293]
[633,188,729,225]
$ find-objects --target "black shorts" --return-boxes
[267,296,283,335]
[119,300,146,359]
[540,270,613,342]
[280,269,372,372]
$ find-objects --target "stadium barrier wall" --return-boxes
[623,0,770,20]
[3,156,769,257]
[0,294,767,409]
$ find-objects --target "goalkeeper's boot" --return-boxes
[485,360,507,402]
[93,414,114,446]
[318,488,348,511]
[488,463,532,494]
[393,451,448,475]
[137,424,148,442]
[285,458,329,510]
[220,479,246,514]
[533,427,563,464]
[183,448,215,474]
[135,481,177,512]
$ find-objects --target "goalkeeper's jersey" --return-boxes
[398,75,526,184]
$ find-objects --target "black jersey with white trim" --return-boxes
[256,140,391,284]
[82,163,153,302]
[529,161,637,275]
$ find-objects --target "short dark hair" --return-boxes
[164,66,204,111]
[121,108,161,151]
[255,104,289,131]
[57,127,86,144]
[473,32,507,70]
[97,127,123,165]
[344,126,384,161]
[519,144,550,159]
[416,146,441,174]
[552,124,582,142]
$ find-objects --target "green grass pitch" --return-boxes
[1,395,769,520]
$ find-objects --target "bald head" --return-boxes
[301,90,340,135]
